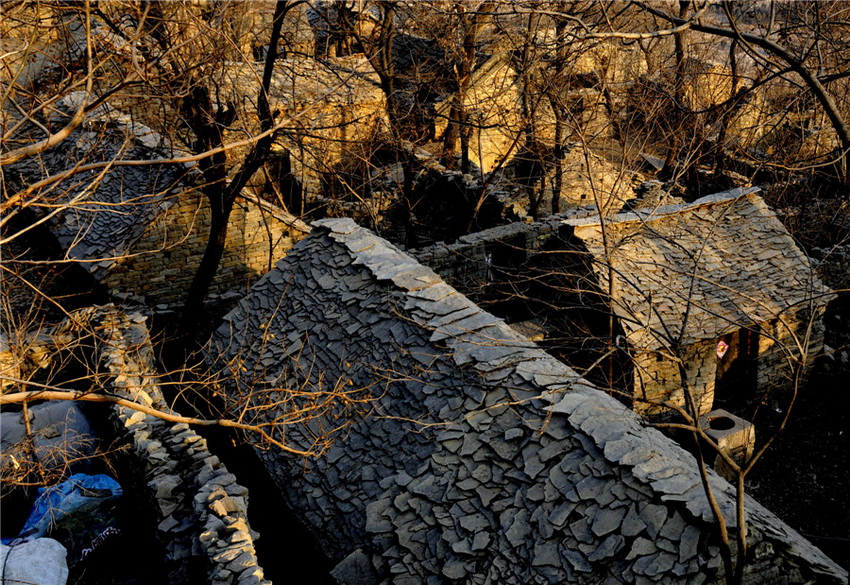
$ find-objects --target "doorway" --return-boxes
[714,326,759,407]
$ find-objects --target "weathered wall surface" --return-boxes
[81,307,268,585]
[632,341,717,418]
[222,57,387,202]
[812,245,850,292]
[432,52,523,175]
[411,211,591,289]
[207,220,846,585]
[103,191,308,305]
[754,308,827,394]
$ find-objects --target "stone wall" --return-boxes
[812,244,850,291]
[5,94,307,307]
[275,99,387,202]
[430,46,637,212]
[811,244,850,371]
[206,220,847,585]
[412,214,724,418]
[83,306,268,585]
[0,4,87,90]
[410,212,591,289]
[103,191,308,305]
[433,52,523,175]
[755,308,827,394]
[632,341,716,418]
[222,56,387,204]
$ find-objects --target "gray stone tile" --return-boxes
[591,505,628,537]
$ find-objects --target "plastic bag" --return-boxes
[3,473,123,563]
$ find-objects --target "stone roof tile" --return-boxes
[567,188,833,348]
[205,220,847,585]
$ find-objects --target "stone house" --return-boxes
[3,106,310,306]
[432,52,522,175]
[562,187,834,417]
[432,47,639,213]
[220,56,387,209]
[204,218,845,584]
[408,187,833,420]
[100,187,309,305]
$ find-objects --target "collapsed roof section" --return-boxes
[3,96,186,280]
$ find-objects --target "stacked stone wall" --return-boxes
[434,43,645,181]
[812,245,850,291]
[632,341,716,418]
[411,214,574,289]
[414,207,831,421]
[277,101,387,201]
[755,309,826,394]
[103,191,307,305]
[83,307,268,585]
[224,56,387,205]
[812,244,849,370]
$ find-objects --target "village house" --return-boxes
[3,3,847,582]
[3,98,310,306]
[204,218,845,584]
[219,55,387,211]
[563,187,834,418]
[428,42,646,215]
[409,187,833,422]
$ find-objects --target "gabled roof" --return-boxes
[4,102,185,280]
[206,218,845,584]
[565,188,833,349]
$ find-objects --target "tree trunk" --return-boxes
[440,105,461,167]
[552,111,564,215]
[180,195,233,329]
[551,19,568,215]
[440,3,491,173]
[176,0,291,342]
[662,1,690,179]
[714,38,739,175]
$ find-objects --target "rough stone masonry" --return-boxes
[206,219,846,585]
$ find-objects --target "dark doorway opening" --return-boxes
[714,326,759,407]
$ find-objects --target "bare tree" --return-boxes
[462,188,835,584]
[172,0,299,339]
[0,0,353,493]
[435,1,495,173]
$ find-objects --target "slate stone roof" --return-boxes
[206,219,846,585]
[3,102,184,280]
[565,188,833,349]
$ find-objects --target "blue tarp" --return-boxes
[2,473,122,545]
